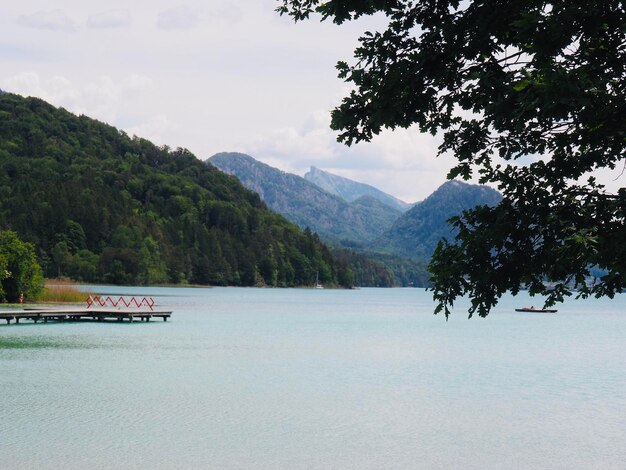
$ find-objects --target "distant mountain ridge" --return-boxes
[209,153,503,261]
[209,153,502,287]
[304,166,412,212]
[208,153,401,244]
[372,180,502,259]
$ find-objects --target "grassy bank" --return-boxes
[38,279,92,303]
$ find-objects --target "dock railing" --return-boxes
[86,295,155,311]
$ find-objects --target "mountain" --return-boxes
[0,92,354,288]
[208,154,500,287]
[304,166,412,212]
[208,153,401,244]
[373,180,502,259]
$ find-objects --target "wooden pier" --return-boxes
[0,308,172,325]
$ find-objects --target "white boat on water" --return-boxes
[315,271,324,289]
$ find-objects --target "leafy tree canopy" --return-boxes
[278,0,626,317]
[0,230,44,302]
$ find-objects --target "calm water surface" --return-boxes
[1,287,625,469]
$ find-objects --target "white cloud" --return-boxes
[3,72,80,105]
[2,69,179,150]
[208,3,244,23]
[123,74,154,92]
[157,6,200,30]
[2,71,154,125]
[245,110,337,167]
[127,114,179,147]
[87,9,131,29]
[242,108,455,201]
[3,72,41,95]
[18,10,76,31]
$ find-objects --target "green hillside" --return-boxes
[209,154,503,288]
[209,152,401,244]
[373,180,502,259]
[0,92,353,287]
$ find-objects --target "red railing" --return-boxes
[86,295,155,311]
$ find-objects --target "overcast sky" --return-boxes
[1,0,460,203]
[2,2,622,202]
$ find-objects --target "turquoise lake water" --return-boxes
[1,287,625,469]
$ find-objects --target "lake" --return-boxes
[1,287,625,469]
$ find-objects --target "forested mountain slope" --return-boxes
[0,92,353,287]
[209,152,401,244]
[373,180,502,259]
[209,154,501,287]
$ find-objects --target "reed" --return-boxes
[38,280,92,303]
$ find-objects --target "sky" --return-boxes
[2,2,622,203]
[0,0,460,203]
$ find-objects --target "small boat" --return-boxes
[515,306,558,313]
[315,271,324,289]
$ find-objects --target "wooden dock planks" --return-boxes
[0,308,172,325]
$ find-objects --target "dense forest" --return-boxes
[373,180,502,259]
[0,92,354,288]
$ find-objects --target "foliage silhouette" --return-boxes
[278,0,626,316]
